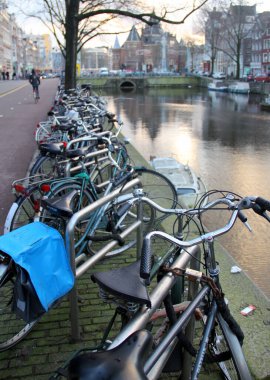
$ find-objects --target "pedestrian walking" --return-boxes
[6,71,10,80]
[1,72,5,80]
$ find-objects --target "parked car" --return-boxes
[212,72,226,79]
[99,67,109,77]
[202,71,211,77]
[254,73,270,83]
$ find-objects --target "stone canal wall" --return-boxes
[79,76,270,95]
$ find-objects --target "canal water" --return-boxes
[103,87,270,299]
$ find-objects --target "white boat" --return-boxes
[260,95,270,111]
[228,81,250,94]
[208,80,228,92]
[150,157,207,207]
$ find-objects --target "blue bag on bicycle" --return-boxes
[0,222,74,315]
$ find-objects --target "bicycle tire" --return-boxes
[35,124,63,144]
[87,194,156,257]
[0,268,39,351]
[134,167,178,210]
[210,313,252,380]
[39,181,95,255]
[87,167,179,257]
[6,186,43,232]
[29,155,63,180]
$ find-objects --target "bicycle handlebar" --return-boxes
[139,195,270,283]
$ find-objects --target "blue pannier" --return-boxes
[0,222,74,312]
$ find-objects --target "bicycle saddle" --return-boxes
[41,189,78,217]
[91,260,151,307]
[39,142,65,155]
[67,330,152,380]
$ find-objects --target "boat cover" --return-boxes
[0,222,74,311]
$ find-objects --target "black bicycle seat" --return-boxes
[68,330,152,380]
[91,260,151,307]
[39,142,65,156]
[41,189,78,217]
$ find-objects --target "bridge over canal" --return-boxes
[79,75,201,90]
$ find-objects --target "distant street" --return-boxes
[0,78,59,229]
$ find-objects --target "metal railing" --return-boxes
[65,177,142,340]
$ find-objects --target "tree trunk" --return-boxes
[65,0,80,90]
[211,56,215,75]
[236,40,241,79]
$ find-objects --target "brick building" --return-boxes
[112,20,181,73]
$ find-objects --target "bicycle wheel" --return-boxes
[134,168,178,210]
[34,90,38,103]
[209,313,252,380]
[87,168,178,257]
[0,260,38,351]
[6,186,43,232]
[30,155,64,181]
[39,181,95,255]
[87,194,156,257]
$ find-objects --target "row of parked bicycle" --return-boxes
[0,84,268,379]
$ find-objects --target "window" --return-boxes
[263,39,270,49]
[263,53,268,62]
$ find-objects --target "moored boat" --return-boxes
[150,157,207,207]
[260,95,270,111]
[228,81,250,94]
[208,80,228,92]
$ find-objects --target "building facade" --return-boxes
[204,5,270,77]
[111,21,181,73]
[0,1,54,78]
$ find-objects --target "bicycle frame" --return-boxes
[67,195,245,379]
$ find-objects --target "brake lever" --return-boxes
[249,203,270,223]
[237,210,252,232]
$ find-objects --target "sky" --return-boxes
[8,0,270,48]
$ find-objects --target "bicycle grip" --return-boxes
[140,239,152,285]
[116,202,132,218]
[255,197,270,212]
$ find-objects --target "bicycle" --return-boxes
[50,190,267,379]
[33,87,39,103]
[0,168,179,352]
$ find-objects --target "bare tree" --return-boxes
[194,0,230,75]
[11,0,210,88]
[219,2,256,78]
[202,0,256,78]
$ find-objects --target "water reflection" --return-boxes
[104,87,270,299]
